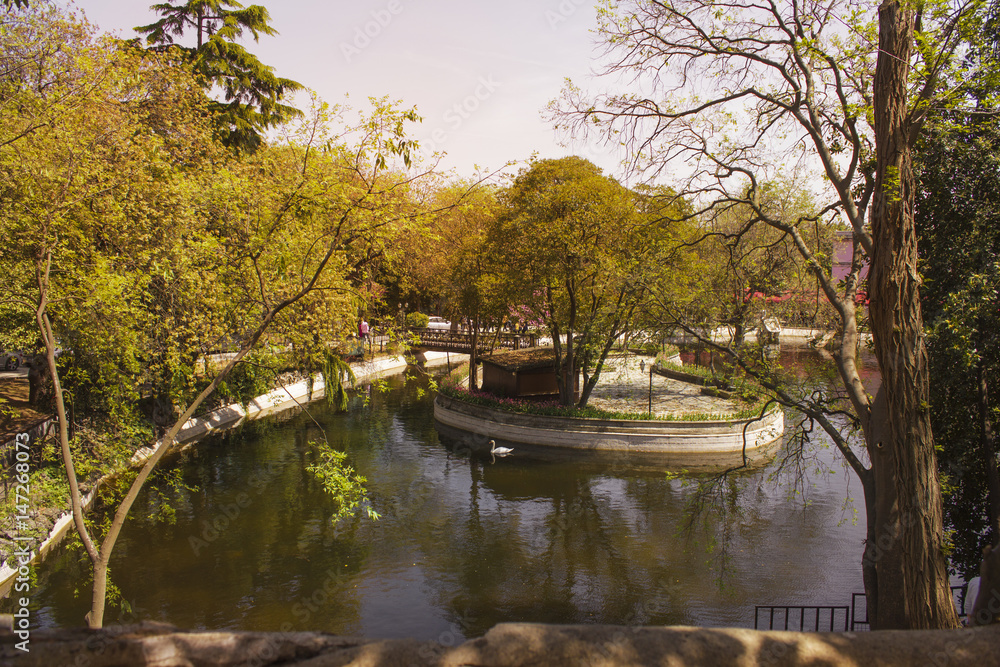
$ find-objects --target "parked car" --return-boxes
[2,350,24,371]
[426,316,452,330]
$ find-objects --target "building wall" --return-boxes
[832,229,870,285]
[482,363,517,396]
[516,368,561,397]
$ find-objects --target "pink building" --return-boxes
[831,230,869,285]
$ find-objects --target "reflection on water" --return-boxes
[20,351,870,640]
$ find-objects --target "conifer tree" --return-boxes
[136,0,302,153]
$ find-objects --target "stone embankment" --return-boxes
[2,620,997,666]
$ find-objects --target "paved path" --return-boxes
[0,367,28,380]
[588,355,740,418]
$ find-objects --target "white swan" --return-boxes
[488,439,513,462]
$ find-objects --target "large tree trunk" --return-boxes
[980,367,1000,547]
[867,0,958,630]
[560,329,575,406]
[551,282,578,407]
[27,353,53,408]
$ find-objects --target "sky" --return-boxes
[75,0,624,181]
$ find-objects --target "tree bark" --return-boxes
[561,279,577,407]
[867,0,958,630]
[469,320,479,390]
[89,560,110,628]
[980,367,1000,547]
[27,353,54,408]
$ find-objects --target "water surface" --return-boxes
[21,351,870,640]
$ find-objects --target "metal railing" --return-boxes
[754,605,850,632]
[408,329,539,354]
[851,584,970,631]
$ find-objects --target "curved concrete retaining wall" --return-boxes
[434,394,784,457]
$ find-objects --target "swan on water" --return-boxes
[488,439,513,462]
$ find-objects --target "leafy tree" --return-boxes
[549,0,989,628]
[135,0,303,153]
[917,115,1000,580]
[690,180,827,345]
[1,6,431,628]
[491,156,685,407]
[1,7,223,626]
[912,0,1000,597]
[429,181,509,387]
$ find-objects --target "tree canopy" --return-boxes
[0,4,434,628]
[135,0,303,153]
[548,0,991,629]
[490,156,690,407]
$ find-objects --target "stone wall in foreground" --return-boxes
[2,621,997,666]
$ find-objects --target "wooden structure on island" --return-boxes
[479,347,578,400]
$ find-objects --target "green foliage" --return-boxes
[216,350,280,408]
[0,396,18,426]
[917,109,1000,578]
[633,341,679,357]
[653,346,680,365]
[305,441,379,523]
[0,4,434,628]
[135,0,303,153]
[405,312,430,329]
[656,360,720,381]
[320,350,356,413]
[491,156,691,407]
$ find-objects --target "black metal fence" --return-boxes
[1,416,55,503]
[849,584,970,631]
[754,605,850,632]
[759,584,972,633]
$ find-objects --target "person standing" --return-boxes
[359,319,370,356]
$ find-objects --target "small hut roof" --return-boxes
[480,346,558,373]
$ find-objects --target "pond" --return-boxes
[20,349,872,640]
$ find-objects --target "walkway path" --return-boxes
[587,354,740,418]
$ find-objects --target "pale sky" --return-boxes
[75,0,625,181]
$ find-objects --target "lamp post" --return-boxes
[648,363,653,415]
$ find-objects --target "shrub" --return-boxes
[217,349,281,407]
[405,312,430,328]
